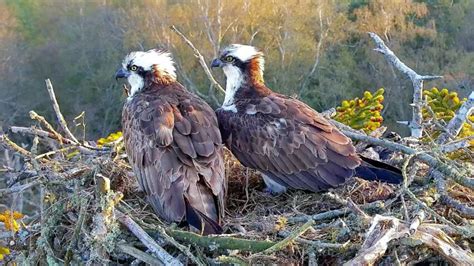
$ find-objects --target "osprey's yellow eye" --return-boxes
[224,56,234,62]
[130,65,138,71]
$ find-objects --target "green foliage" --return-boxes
[335,88,384,133]
[423,88,474,145]
[423,88,461,120]
[97,131,123,147]
[0,245,10,261]
[6,0,43,43]
[0,0,473,138]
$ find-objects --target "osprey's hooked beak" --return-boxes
[115,68,130,80]
[210,58,223,68]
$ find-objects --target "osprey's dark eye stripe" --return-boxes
[224,55,235,62]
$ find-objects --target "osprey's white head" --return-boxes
[211,44,264,76]
[116,49,176,98]
[211,44,265,111]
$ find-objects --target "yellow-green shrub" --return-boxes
[423,87,474,145]
[335,88,385,133]
[97,131,123,147]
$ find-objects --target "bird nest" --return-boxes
[0,82,473,265]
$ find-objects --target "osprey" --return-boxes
[116,49,225,234]
[211,44,401,194]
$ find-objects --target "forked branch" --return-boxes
[368,32,442,138]
[45,79,80,144]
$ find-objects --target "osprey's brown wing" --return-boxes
[217,94,360,191]
[123,89,225,234]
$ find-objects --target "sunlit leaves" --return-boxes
[423,87,474,146]
[335,88,385,133]
[97,131,123,147]
[0,210,24,233]
[274,216,288,232]
[0,246,10,261]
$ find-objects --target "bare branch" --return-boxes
[29,110,63,144]
[10,126,106,154]
[344,215,404,266]
[413,225,474,264]
[418,188,472,231]
[437,91,474,144]
[346,198,371,223]
[278,230,350,250]
[368,32,442,138]
[260,219,314,255]
[321,107,336,118]
[288,200,384,223]
[166,228,274,252]
[170,25,226,95]
[0,134,32,158]
[299,8,329,96]
[344,215,474,265]
[439,138,472,153]
[116,210,183,266]
[117,244,165,266]
[65,197,89,265]
[433,170,474,218]
[44,79,80,144]
[34,146,77,160]
[0,178,42,197]
[154,226,205,266]
[339,128,474,189]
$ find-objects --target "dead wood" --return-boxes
[368,32,442,138]
[0,46,473,265]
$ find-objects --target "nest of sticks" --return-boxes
[0,79,473,265]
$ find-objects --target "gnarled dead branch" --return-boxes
[368,32,442,138]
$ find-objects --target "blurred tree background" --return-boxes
[0,0,473,139]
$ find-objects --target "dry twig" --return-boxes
[288,200,384,223]
[411,225,474,265]
[166,229,274,252]
[0,178,42,197]
[344,215,404,266]
[344,214,474,265]
[400,154,472,237]
[0,134,32,158]
[44,79,80,144]
[117,244,164,266]
[170,25,226,95]
[29,110,64,144]
[116,210,183,266]
[278,230,351,250]
[260,219,314,255]
[433,170,474,218]
[10,126,105,154]
[340,129,473,189]
[439,138,472,153]
[154,226,204,266]
[65,197,89,266]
